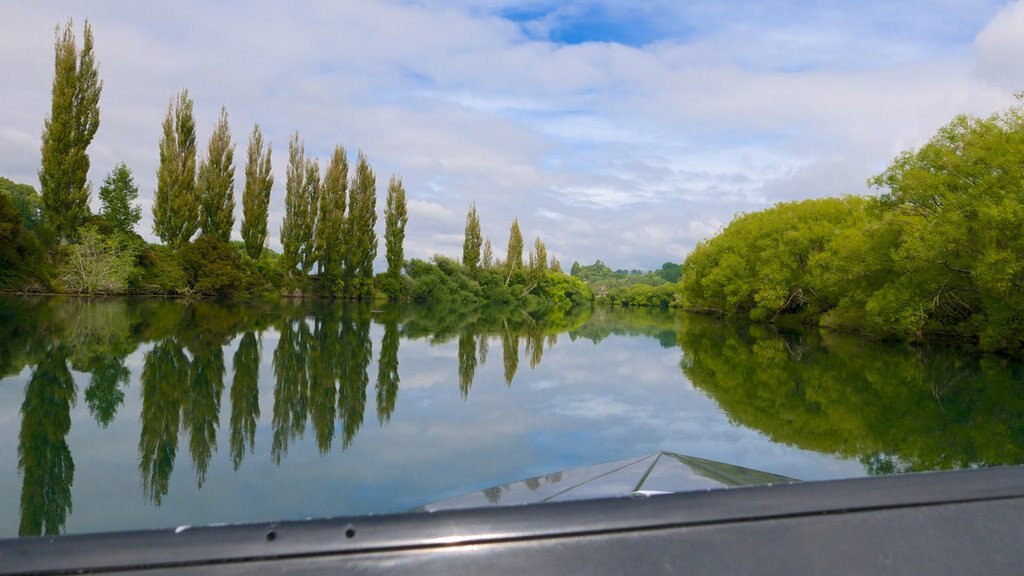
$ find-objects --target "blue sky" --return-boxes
[1,1,1022,269]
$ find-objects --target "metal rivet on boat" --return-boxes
[266,530,277,542]
[345,526,356,539]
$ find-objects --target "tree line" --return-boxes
[1,19,590,308]
[681,96,1024,351]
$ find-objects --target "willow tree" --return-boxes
[39,19,102,243]
[197,107,235,243]
[343,152,377,295]
[384,175,408,280]
[153,89,198,247]
[315,145,348,285]
[506,218,523,271]
[241,124,273,260]
[463,203,482,271]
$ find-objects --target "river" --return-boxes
[0,296,1021,538]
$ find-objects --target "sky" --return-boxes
[1,1,1023,270]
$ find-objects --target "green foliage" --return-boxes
[505,218,523,271]
[98,162,141,234]
[343,152,377,297]
[463,203,482,271]
[58,226,138,294]
[314,145,348,289]
[0,177,43,231]
[571,259,678,300]
[39,20,102,243]
[197,107,236,243]
[608,283,683,308]
[153,89,198,247]
[383,175,408,295]
[135,244,187,293]
[181,236,244,296]
[241,124,273,261]
[280,133,316,276]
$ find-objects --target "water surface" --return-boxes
[1,296,1021,538]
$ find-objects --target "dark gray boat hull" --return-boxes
[2,465,1023,575]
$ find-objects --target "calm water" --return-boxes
[1,296,1022,538]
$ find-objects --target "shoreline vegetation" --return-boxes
[3,20,1024,351]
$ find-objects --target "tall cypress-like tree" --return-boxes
[300,159,320,275]
[153,89,198,247]
[241,124,273,260]
[98,162,141,234]
[506,218,523,271]
[343,152,377,295]
[314,145,347,284]
[482,238,494,269]
[463,203,482,271]
[280,133,307,275]
[533,236,548,275]
[384,175,408,280]
[197,107,235,243]
[39,19,102,243]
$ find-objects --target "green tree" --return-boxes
[343,151,377,296]
[280,133,316,276]
[59,226,138,294]
[482,238,494,269]
[197,107,235,243]
[314,145,347,286]
[463,203,482,271]
[98,162,141,234]
[506,218,523,271]
[39,19,102,243]
[532,236,548,276]
[384,175,408,281]
[153,89,198,248]
[0,177,43,230]
[230,332,261,470]
[241,124,273,260]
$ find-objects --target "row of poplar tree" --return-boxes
[151,87,409,296]
[37,19,409,297]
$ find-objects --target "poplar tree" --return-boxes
[241,124,273,260]
[343,152,377,293]
[384,175,408,279]
[462,203,482,271]
[39,19,102,243]
[315,145,348,284]
[280,133,307,275]
[482,238,494,269]
[506,218,523,271]
[533,236,548,274]
[153,89,198,247]
[197,107,235,243]
[98,162,141,234]
[299,159,321,274]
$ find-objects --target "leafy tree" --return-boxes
[532,236,548,277]
[153,89,198,248]
[197,107,235,243]
[463,203,482,271]
[314,145,347,286]
[181,236,244,295]
[383,174,408,289]
[39,19,102,243]
[482,238,494,269]
[343,151,377,296]
[59,226,138,294]
[98,162,141,234]
[506,218,523,271]
[241,124,273,260]
[0,177,43,230]
[280,133,317,276]
[300,160,321,275]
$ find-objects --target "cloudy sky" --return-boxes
[2,1,1022,270]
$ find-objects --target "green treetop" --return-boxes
[153,89,198,248]
[197,107,236,243]
[482,238,494,269]
[384,174,408,279]
[315,144,348,283]
[281,133,313,275]
[506,218,523,271]
[343,151,378,294]
[98,162,141,234]
[463,203,482,271]
[241,124,273,260]
[39,19,102,243]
